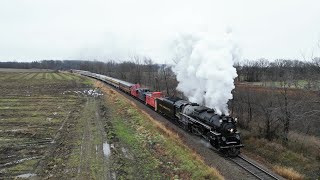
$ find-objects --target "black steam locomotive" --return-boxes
[155,97,243,156]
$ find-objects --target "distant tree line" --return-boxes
[236,58,320,88]
[0,60,87,70]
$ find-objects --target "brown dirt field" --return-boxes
[236,83,319,97]
[0,72,100,179]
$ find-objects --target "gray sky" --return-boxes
[1,0,320,63]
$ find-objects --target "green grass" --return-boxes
[65,97,107,179]
[68,73,81,80]
[8,72,26,80]
[51,73,63,80]
[0,72,87,82]
[22,73,37,79]
[58,73,73,80]
[49,73,55,80]
[35,73,44,79]
[6,158,39,173]
[112,116,162,179]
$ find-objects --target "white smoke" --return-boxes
[172,29,239,115]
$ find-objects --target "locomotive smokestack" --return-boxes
[172,28,239,115]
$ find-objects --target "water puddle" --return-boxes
[103,141,111,157]
[16,173,37,178]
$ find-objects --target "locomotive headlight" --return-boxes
[234,118,238,122]
[228,128,234,133]
[221,136,226,141]
[219,119,223,123]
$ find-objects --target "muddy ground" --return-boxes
[0,71,102,179]
[1,71,223,179]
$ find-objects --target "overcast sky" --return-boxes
[0,0,320,63]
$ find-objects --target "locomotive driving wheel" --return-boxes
[227,147,240,157]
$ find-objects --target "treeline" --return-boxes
[236,58,320,83]
[0,60,87,70]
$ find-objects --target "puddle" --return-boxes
[16,173,37,178]
[103,141,111,157]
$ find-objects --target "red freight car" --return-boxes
[146,92,164,108]
[130,84,141,97]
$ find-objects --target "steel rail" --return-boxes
[229,155,280,180]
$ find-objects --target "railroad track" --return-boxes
[229,155,281,180]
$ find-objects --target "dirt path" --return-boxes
[94,100,112,180]
[34,95,114,180]
[76,97,112,180]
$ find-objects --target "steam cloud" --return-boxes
[172,29,239,115]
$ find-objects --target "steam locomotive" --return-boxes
[156,97,243,156]
[72,70,243,156]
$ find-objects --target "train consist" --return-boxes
[73,70,243,156]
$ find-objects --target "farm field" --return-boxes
[0,71,223,179]
[237,80,320,90]
[0,71,94,179]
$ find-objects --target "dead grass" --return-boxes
[138,106,223,179]
[131,101,181,139]
[273,165,304,180]
[242,135,319,179]
[288,132,320,159]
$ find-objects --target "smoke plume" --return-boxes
[172,29,239,115]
